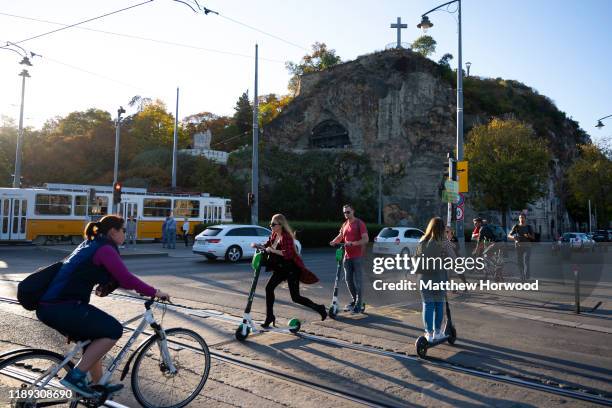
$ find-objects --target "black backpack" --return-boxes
[17,261,63,311]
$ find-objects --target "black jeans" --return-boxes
[265,265,320,318]
[183,233,189,247]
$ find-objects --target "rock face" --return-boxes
[265,49,456,227]
[264,48,586,235]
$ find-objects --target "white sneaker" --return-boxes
[433,331,445,341]
[424,332,434,342]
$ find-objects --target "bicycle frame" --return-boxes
[24,299,176,393]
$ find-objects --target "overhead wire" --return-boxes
[0,0,155,47]
[0,12,286,63]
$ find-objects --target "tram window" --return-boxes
[74,196,108,216]
[35,194,71,215]
[143,198,171,217]
[173,199,200,218]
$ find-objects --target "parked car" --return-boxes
[192,224,301,262]
[579,233,596,251]
[592,230,610,243]
[372,227,424,256]
[559,232,594,252]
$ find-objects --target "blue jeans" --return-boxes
[167,232,176,249]
[422,301,444,333]
[343,257,363,305]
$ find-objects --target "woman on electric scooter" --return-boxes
[255,214,327,327]
[416,217,456,342]
[36,215,171,398]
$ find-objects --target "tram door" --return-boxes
[0,198,27,241]
[120,202,138,239]
[119,202,138,220]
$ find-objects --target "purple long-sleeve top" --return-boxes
[93,245,156,297]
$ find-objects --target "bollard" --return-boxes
[573,265,580,314]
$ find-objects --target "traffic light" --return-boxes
[247,192,254,207]
[113,182,122,205]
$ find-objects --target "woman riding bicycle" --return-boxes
[36,215,170,398]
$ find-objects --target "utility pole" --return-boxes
[251,44,259,225]
[113,106,125,214]
[172,87,179,189]
[588,199,592,233]
[13,69,30,188]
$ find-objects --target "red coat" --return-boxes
[264,231,319,284]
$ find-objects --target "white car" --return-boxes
[372,227,424,256]
[193,224,301,262]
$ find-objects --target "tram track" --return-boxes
[1,292,611,406]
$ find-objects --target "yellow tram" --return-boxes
[0,183,232,243]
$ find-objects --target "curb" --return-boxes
[36,247,169,258]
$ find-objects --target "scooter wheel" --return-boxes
[415,336,428,358]
[448,326,457,345]
[288,318,301,333]
[235,324,249,341]
[328,306,337,319]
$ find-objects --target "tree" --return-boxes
[438,53,453,68]
[233,91,252,135]
[465,118,551,229]
[258,93,293,127]
[285,42,342,95]
[411,35,437,58]
[566,143,612,228]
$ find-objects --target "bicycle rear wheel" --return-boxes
[0,349,79,407]
[131,328,210,408]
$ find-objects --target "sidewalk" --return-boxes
[36,242,201,259]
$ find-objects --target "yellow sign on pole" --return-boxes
[457,161,468,192]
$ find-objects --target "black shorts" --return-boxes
[36,302,123,341]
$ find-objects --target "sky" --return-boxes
[0,0,611,146]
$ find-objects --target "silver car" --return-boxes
[372,227,424,256]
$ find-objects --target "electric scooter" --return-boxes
[328,244,344,318]
[328,243,366,317]
[235,249,301,341]
[415,296,457,358]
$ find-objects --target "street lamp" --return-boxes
[418,0,465,250]
[113,106,126,213]
[595,114,612,129]
[1,42,38,188]
[465,61,472,77]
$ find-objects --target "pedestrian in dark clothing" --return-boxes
[509,213,535,281]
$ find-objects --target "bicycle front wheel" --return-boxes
[0,349,78,407]
[131,328,210,408]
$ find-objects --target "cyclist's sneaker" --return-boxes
[60,369,96,398]
[343,303,355,312]
[100,383,124,395]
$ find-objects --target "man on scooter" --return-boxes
[330,204,369,314]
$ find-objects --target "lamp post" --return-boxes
[595,114,612,129]
[2,43,35,188]
[465,61,472,77]
[113,106,126,213]
[418,0,465,250]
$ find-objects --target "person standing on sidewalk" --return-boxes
[508,213,535,281]
[329,204,369,314]
[125,216,137,248]
[161,216,168,248]
[165,213,177,249]
[182,217,190,247]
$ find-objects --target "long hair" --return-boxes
[420,217,445,242]
[271,213,295,238]
[84,215,124,240]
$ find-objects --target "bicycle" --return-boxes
[0,298,211,408]
[482,242,505,282]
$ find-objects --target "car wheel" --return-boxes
[225,246,243,263]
